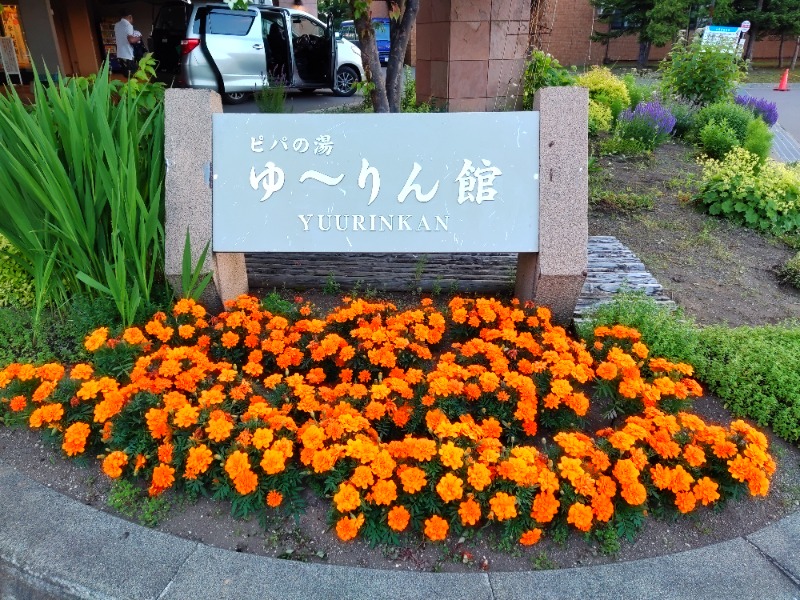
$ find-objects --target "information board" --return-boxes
[0,37,21,84]
[212,112,540,253]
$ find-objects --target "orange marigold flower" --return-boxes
[693,477,720,506]
[174,405,200,429]
[675,491,697,513]
[467,462,492,491]
[631,342,649,359]
[387,505,411,532]
[350,465,375,489]
[424,515,449,541]
[531,491,560,524]
[122,327,146,345]
[595,362,618,381]
[620,481,647,506]
[252,428,275,450]
[458,497,482,526]
[683,444,706,468]
[158,442,174,464]
[398,466,427,494]
[145,407,170,440]
[69,363,94,379]
[29,403,64,428]
[260,449,287,475]
[84,327,109,352]
[221,331,240,349]
[439,441,465,470]
[567,502,593,532]
[9,395,26,412]
[489,491,518,521]
[233,469,259,495]
[372,479,398,506]
[520,528,543,546]
[102,451,128,479]
[206,416,234,442]
[436,473,464,503]
[178,324,195,339]
[336,513,365,541]
[267,490,284,508]
[225,450,252,480]
[184,444,214,480]
[149,463,175,496]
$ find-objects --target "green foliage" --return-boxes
[698,119,739,159]
[400,66,435,113]
[697,147,800,234]
[598,136,650,157]
[578,291,702,366]
[0,58,166,327]
[521,50,575,110]
[659,39,747,107]
[592,524,621,555]
[693,102,754,144]
[743,118,773,164]
[588,100,613,137]
[107,478,172,527]
[590,188,656,211]
[697,323,800,443]
[577,67,630,118]
[255,78,288,113]
[622,73,655,108]
[180,230,213,302]
[261,291,299,318]
[777,252,800,288]
[665,101,696,138]
[0,235,34,308]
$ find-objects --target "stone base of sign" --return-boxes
[164,89,248,313]
[514,87,589,323]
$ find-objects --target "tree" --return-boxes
[344,0,419,113]
[318,0,353,28]
[714,0,800,65]
[591,0,698,66]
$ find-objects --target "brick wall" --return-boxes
[538,0,796,66]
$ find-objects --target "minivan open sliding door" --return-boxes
[200,7,266,93]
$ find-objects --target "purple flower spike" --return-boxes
[734,95,778,126]
[619,100,677,137]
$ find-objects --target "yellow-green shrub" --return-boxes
[697,147,800,233]
[0,235,34,308]
[588,99,613,136]
[577,67,630,117]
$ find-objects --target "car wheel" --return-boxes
[333,65,359,97]
[222,91,250,105]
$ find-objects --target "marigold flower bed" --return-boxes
[0,295,776,547]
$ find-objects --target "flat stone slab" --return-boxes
[162,544,493,600]
[488,537,800,600]
[0,467,198,600]
[747,510,800,585]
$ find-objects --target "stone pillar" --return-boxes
[164,89,249,313]
[416,0,530,112]
[514,87,589,323]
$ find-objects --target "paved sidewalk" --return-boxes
[740,83,800,163]
[1,461,799,600]
[772,124,800,163]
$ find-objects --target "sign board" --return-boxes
[740,20,751,33]
[0,37,21,84]
[212,112,540,253]
[702,25,743,54]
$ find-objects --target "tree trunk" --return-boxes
[792,36,800,70]
[386,0,419,112]
[353,11,390,112]
[637,41,652,67]
[778,34,785,68]
[745,0,764,60]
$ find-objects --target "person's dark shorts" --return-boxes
[117,58,138,74]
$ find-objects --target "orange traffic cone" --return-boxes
[775,69,791,91]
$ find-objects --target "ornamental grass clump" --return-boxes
[616,101,676,151]
[0,296,776,548]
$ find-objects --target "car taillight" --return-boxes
[181,39,200,55]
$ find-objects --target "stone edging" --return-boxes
[1,461,799,600]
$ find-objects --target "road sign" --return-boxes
[741,20,751,33]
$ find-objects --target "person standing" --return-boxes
[114,12,140,75]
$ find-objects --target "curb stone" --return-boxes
[1,462,799,600]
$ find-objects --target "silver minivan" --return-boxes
[176,2,365,103]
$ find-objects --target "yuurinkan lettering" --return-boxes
[297,215,450,232]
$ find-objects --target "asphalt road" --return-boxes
[740,84,800,142]
[222,88,363,114]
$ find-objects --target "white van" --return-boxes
[172,2,365,103]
